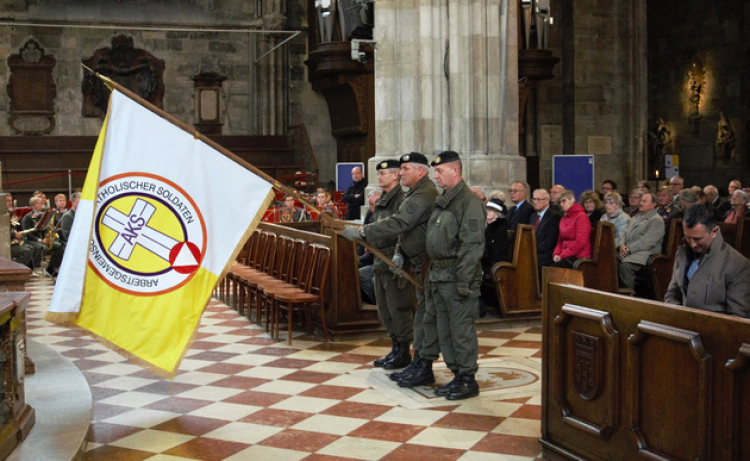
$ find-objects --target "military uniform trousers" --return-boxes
[422,281,479,375]
[410,268,428,354]
[374,271,414,343]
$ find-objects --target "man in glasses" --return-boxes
[664,204,750,318]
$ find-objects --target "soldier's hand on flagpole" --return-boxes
[341,225,361,241]
[457,284,471,298]
[389,253,404,276]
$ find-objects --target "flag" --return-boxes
[47,89,274,377]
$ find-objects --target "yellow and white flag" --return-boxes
[47,89,274,377]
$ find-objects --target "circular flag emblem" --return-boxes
[90,173,207,296]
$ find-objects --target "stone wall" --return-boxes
[534,0,646,193]
[0,0,339,182]
[648,0,750,191]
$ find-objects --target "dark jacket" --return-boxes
[364,174,438,272]
[481,218,510,276]
[507,200,535,231]
[364,186,404,274]
[531,208,561,267]
[426,180,486,294]
[341,179,367,220]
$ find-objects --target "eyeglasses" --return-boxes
[510,189,524,193]
[531,197,548,201]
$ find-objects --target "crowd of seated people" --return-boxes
[475,176,750,318]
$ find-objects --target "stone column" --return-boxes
[373,0,523,194]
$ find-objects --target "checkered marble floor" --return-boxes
[25,278,545,461]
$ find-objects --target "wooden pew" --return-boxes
[646,218,683,302]
[492,224,540,316]
[573,221,621,293]
[738,217,750,259]
[541,274,750,461]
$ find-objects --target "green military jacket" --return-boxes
[426,179,486,293]
[364,185,404,274]
[363,174,438,271]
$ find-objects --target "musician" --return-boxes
[278,195,307,223]
[6,194,32,268]
[314,190,338,219]
[53,193,68,222]
[22,197,63,276]
[59,192,80,247]
[32,190,49,210]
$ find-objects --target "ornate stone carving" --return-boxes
[687,61,705,134]
[82,35,165,118]
[6,40,57,135]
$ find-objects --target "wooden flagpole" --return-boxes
[81,65,424,291]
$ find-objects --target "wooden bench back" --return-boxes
[573,221,618,292]
[647,218,684,301]
[542,278,750,461]
[492,224,541,316]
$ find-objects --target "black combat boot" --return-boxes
[389,352,420,381]
[446,373,480,400]
[397,358,434,387]
[374,338,399,367]
[434,369,460,396]
[383,342,411,369]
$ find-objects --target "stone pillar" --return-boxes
[373,0,523,194]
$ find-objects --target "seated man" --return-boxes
[618,192,664,293]
[53,193,68,222]
[6,194,32,268]
[22,197,64,276]
[664,204,750,318]
[59,192,80,248]
[279,195,307,223]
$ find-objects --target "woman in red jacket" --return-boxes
[552,189,592,268]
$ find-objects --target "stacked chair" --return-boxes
[220,229,331,344]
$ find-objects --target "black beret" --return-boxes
[431,150,460,166]
[376,159,401,170]
[399,152,429,166]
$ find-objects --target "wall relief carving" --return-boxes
[6,39,57,135]
[81,35,164,118]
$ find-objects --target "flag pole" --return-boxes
[80,65,423,291]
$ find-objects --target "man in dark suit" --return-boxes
[507,181,535,230]
[529,188,560,269]
[704,185,728,220]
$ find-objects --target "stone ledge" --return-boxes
[7,339,92,461]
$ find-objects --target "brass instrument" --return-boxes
[11,228,36,245]
[45,215,57,251]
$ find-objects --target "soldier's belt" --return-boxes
[431,257,457,268]
[409,254,427,267]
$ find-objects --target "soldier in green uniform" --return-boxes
[342,159,415,369]
[383,152,439,382]
[397,150,485,401]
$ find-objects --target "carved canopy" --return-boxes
[81,35,164,118]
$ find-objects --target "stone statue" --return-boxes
[648,118,671,178]
[316,0,338,43]
[716,111,735,158]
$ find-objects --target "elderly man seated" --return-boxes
[618,192,663,294]
[665,204,750,318]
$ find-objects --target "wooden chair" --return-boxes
[235,232,277,320]
[270,244,331,344]
[492,224,541,316]
[262,242,316,331]
[221,231,258,310]
[573,221,625,293]
[244,236,296,326]
[647,218,684,301]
